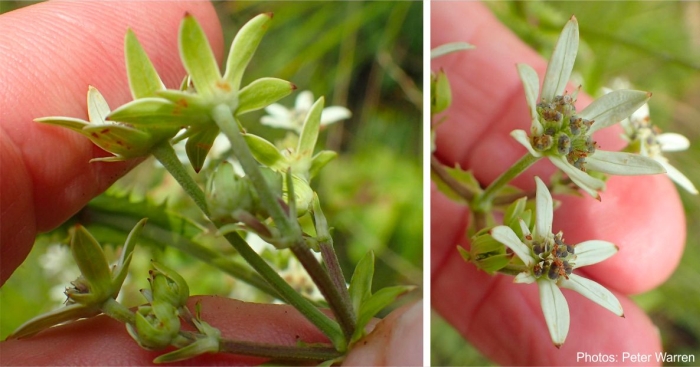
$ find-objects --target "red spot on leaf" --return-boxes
[100,128,110,134]
[216,80,231,92]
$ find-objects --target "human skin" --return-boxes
[0,2,421,365]
[431,2,685,365]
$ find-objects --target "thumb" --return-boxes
[0,1,223,285]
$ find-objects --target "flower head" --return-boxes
[261,91,351,133]
[490,177,623,347]
[620,102,698,194]
[512,16,665,199]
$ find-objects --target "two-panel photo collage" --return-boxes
[0,1,698,366]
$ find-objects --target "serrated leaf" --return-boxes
[125,29,165,99]
[223,13,273,91]
[351,285,414,343]
[186,127,220,173]
[244,133,287,169]
[348,251,374,315]
[237,78,296,116]
[179,14,222,99]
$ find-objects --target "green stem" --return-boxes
[220,228,346,351]
[210,104,299,241]
[473,154,539,212]
[219,339,341,362]
[291,242,355,342]
[151,142,210,217]
[430,154,475,202]
[319,242,353,318]
[101,298,135,324]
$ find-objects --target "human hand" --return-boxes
[0,2,422,365]
[431,2,685,365]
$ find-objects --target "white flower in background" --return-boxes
[512,16,665,199]
[620,103,698,195]
[261,91,351,134]
[490,177,623,347]
[39,244,81,303]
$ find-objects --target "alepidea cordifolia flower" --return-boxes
[512,16,665,199]
[489,177,623,347]
[620,102,698,195]
[261,90,351,134]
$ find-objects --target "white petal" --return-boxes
[573,240,618,268]
[586,150,665,176]
[87,86,111,123]
[320,106,351,125]
[490,226,534,267]
[657,133,690,152]
[295,91,314,110]
[260,115,293,129]
[541,16,579,102]
[560,274,624,317]
[430,42,474,59]
[510,130,542,157]
[580,90,650,134]
[538,280,570,347]
[515,272,536,284]
[534,177,553,237]
[518,218,531,238]
[629,103,650,124]
[516,64,543,135]
[548,156,604,199]
[659,159,698,195]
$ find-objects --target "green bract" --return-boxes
[511,16,665,199]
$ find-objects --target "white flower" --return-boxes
[490,177,623,347]
[512,17,665,200]
[260,91,351,133]
[620,103,698,194]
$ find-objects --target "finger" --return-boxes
[0,1,223,285]
[430,1,684,293]
[0,296,332,365]
[343,300,423,366]
[431,215,662,365]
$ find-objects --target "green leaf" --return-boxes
[125,29,164,99]
[82,124,153,157]
[348,251,374,316]
[297,97,324,159]
[6,304,99,340]
[457,246,471,262]
[223,13,273,91]
[477,254,512,274]
[111,218,147,294]
[179,14,222,99]
[430,42,474,59]
[351,285,414,343]
[243,133,287,169]
[237,78,296,116]
[309,150,337,180]
[503,196,528,226]
[431,69,451,114]
[108,97,208,127]
[186,127,220,173]
[70,225,113,301]
[430,164,481,203]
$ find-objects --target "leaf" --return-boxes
[297,97,324,159]
[348,251,374,315]
[82,124,153,157]
[108,98,206,127]
[430,163,481,203]
[309,150,337,180]
[186,127,220,173]
[125,29,165,99]
[223,13,273,91]
[70,225,113,300]
[6,304,99,340]
[430,42,474,59]
[179,14,222,99]
[431,69,451,114]
[243,133,287,170]
[111,218,148,293]
[34,116,89,133]
[237,78,296,116]
[351,285,414,343]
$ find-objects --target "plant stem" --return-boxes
[219,339,341,361]
[430,155,475,201]
[220,228,346,351]
[473,154,539,212]
[319,242,352,317]
[101,298,135,324]
[291,241,355,342]
[210,104,299,241]
[151,142,210,217]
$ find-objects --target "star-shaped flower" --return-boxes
[490,177,623,347]
[621,103,698,194]
[260,91,351,134]
[511,16,665,199]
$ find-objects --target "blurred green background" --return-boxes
[431,2,700,366]
[0,2,422,339]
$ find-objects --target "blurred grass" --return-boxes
[432,1,700,366]
[0,2,422,339]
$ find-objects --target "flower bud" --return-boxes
[127,301,181,350]
[149,261,190,308]
[207,162,255,221]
